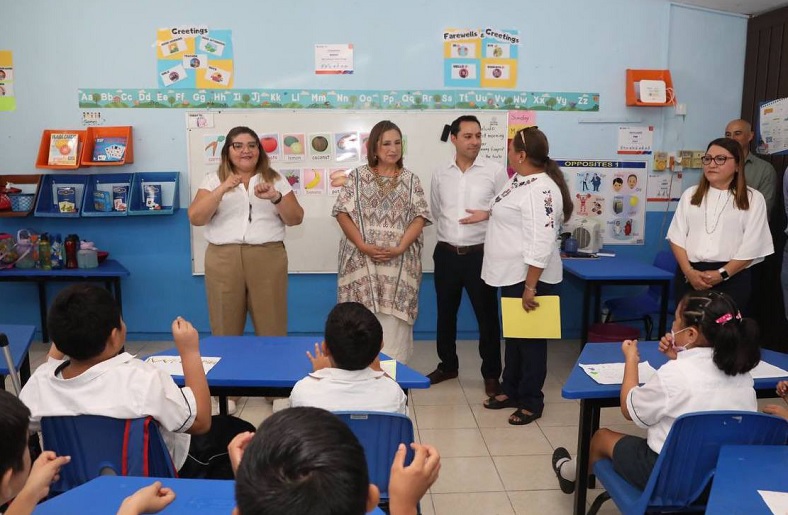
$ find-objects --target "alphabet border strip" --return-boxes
[78,89,599,111]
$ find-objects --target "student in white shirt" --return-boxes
[667,137,773,312]
[552,290,760,494]
[289,302,408,415]
[427,115,508,397]
[188,126,304,338]
[481,127,573,425]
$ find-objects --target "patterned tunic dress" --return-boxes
[332,165,431,324]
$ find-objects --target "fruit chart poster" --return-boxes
[443,28,519,89]
[556,160,647,245]
[156,26,234,89]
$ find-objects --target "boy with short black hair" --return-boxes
[289,302,407,414]
[19,284,212,474]
[229,407,439,515]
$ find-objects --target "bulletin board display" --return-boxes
[557,160,648,245]
[186,110,509,274]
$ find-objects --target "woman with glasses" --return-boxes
[481,127,573,425]
[667,137,772,311]
[332,120,431,364]
[188,126,304,340]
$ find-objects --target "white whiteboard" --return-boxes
[186,110,508,274]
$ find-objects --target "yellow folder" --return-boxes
[501,295,562,339]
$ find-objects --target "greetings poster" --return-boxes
[156,27,234,89]
[443,28,519,88]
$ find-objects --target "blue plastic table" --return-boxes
[33,475,387,514]
[149,336,430,414]
[561,341,788,515]
[562,256,674,344]
[0,259,129,341]
[706,445,788,514]
[0,324,35,386]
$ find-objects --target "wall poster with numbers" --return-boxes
[557,159,647,245]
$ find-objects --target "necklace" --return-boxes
[371,167,400,196]
[704,189,730,234]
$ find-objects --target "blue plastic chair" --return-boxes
[588,411,788,515]
[333,411,415,502]
[40,415,177,494]
[604,250,678,339]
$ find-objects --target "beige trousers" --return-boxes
[204,242,288,336]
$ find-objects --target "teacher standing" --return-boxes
[188,126,304,336]
[332,120,431,364]
[481,127,573,425]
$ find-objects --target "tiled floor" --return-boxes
[18,338,775,514]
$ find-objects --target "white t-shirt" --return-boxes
[431,157,508,246]
[19,352,197,470]
[289,367,408,415]
[482,172,564,287]
[666,185,773,264]
[625,347,757,454]
[199,172,293,245]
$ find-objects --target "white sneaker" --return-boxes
[227,399,237,415]
[210,397,237,415]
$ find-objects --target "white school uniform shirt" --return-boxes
[666,186,773,264]
[19,352,197,470]
[289,367,408,415]
[431,157,508,246]
[482,172,564,287]
[625,347,757,454]
[200,172,293,245]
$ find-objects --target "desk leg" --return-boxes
[658,281,669,337]
[592,283,601,326]
[573,399,594,515]
[20,354,30,385]
[37,282,48,343]
[110,279,123,313]
[581,283,591,346]
[218,395,228,415]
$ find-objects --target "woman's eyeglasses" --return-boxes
[230,142,259,151]
[701,154,733,165]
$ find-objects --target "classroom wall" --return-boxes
[0,1,747,340]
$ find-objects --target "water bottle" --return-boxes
[50,233,63,269]
[39,233,52,270]
[64,234,79,269]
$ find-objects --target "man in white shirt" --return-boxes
[427,115,509,397]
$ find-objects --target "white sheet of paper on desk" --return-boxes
[144,356,221,376]
[749,360,788,379]
[379,359,397,380]
[757,490,788,515]
[579,362,657,385]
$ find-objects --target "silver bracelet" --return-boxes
[524,284,537,294]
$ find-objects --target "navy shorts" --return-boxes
[612,435,658,490]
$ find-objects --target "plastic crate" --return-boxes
[9,194,35,212]
[34,174,89,217]
[81,173,133,217]
[128,172,180,216]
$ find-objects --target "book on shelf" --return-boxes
[47,133,79,166]
[92,137,127,162]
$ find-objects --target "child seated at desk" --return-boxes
[552,290,760,493]
[19,284,220,478]
[289,302,408,415]
[229,407,440,515]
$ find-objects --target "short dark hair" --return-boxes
[47,284,122,360]
[235,407,369,515]
[677,291,760,376]
[449,115,481,137]
[613,178,623,185]
[324,302,382,370]
[0,390,31,474]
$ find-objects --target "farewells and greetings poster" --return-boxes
[157,27,234,89]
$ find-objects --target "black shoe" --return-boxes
[427,368,458,385]
[552,447,576,494]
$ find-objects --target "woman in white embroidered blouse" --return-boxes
[667,137,773,311]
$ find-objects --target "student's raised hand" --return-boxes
[621,339,640,362]
[17,451,71,504]
[117,481,176,515]
[763,404,788,421]
[388,443,441,513]
[228,431,255,475]
[658,333,677,360]
[172,317,199,354]
[306,342,332,372]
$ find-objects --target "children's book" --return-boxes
[48,133,79,166]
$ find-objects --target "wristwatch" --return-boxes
[271,191,283,205]
[718,268,730,281]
